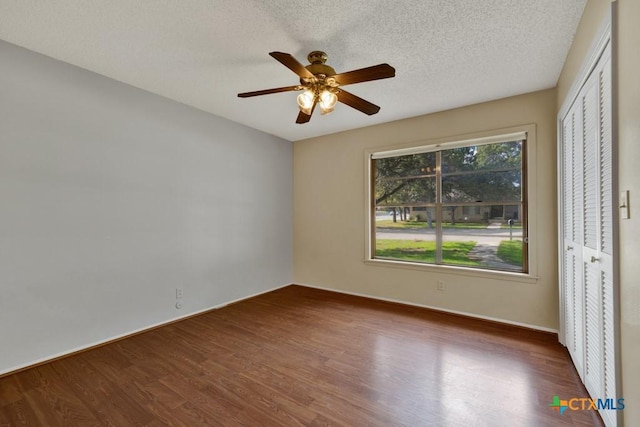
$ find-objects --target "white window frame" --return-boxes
[364,124,539,283]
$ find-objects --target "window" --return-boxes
[370,133,527,273]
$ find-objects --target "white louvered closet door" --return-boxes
[581,62,603,398]
[559,41,617,427]
[597,50,616,413]
[562,96,584,376]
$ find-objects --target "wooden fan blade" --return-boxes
[337,90,380,115]
[238,85,301,98]
[331,63,395,86]
[269,52,315,79]
[296,100,317,124]
[296,111,311,124]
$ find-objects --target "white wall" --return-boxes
[558,1,640,423]
[294,89,559,330]
[616,0,640,423]
[0,40,293,375]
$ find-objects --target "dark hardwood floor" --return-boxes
[1,285,602,426]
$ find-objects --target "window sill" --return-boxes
[364,258,539,284]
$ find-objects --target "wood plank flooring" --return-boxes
[1,285,603,426]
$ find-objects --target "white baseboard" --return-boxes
[294,282,558,334]
[2,281,557,377]
[0,282,292,377]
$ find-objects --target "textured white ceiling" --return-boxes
[0,0,586,141]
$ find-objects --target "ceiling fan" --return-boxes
[237,51,395,124]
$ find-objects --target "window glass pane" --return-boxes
[374,177,436,206]
[375,207,437,263]
[441,205,523,271]
[442,170,522,203]
[375,152,436,178]
[441,141,522,173]
[442,141,522,203]
[474,141,522,170]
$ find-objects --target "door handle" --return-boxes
[590,256,600,263]
[566,246,573,251]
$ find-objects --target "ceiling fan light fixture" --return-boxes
[237,51,395,123]
[319,89,338,115]
[297,89,315,114]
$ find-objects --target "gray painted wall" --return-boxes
[0,40,293,374]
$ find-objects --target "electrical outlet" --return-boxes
[437,280,445,292]
[176,287,183,299]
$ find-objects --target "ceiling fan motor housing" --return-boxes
[304,51,336,80]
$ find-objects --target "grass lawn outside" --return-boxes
[497,240,523,266]
[375,239,479,266]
